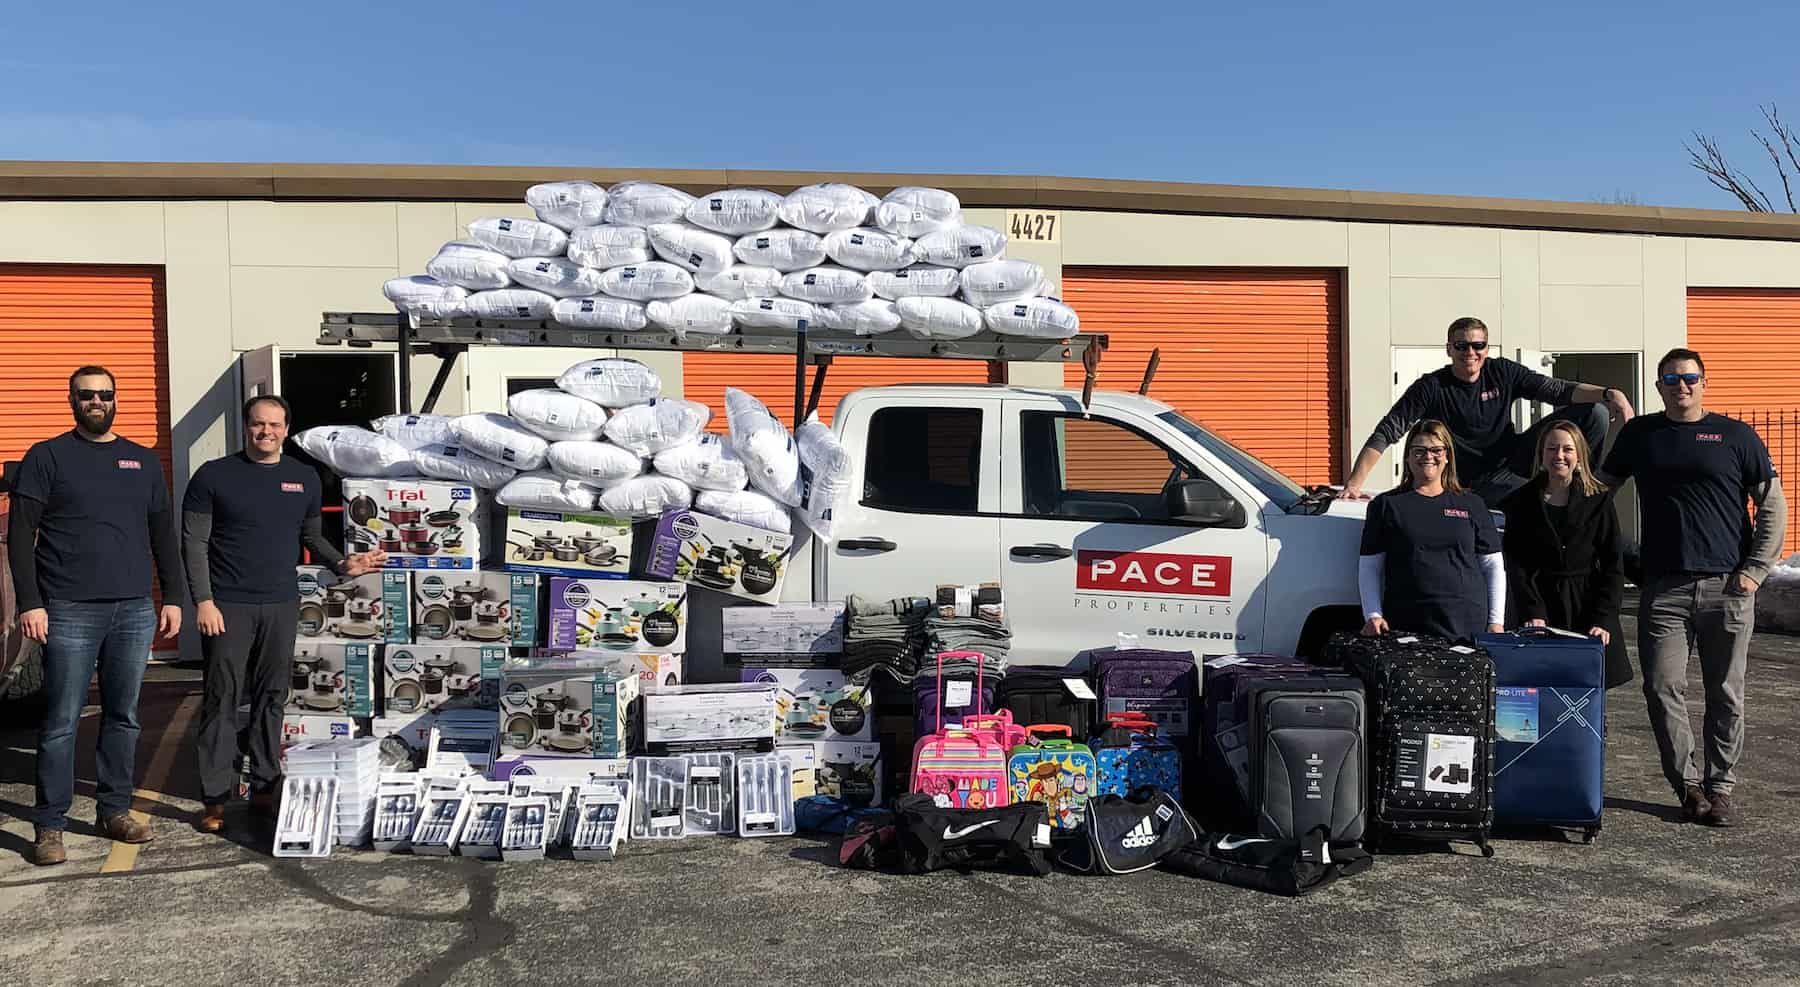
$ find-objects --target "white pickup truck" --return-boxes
[780,384,1368,664]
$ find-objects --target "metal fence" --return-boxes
[1724,407,1799,559]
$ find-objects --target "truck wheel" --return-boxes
[1296,607,1362,661]
[1,637,43,702]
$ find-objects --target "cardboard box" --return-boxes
[489,755,631,784]
[522,648,684,687]
[776,743,819,803]
[296,565,412,643]
[547,578,686,652]
[641,682,783,755]
[497,657,640,758]
[814,740,884,807]
[723,603,845,668]
[740,666,872,743]
[288,638,379,718]
[412,571,542,647]
[281,713,364,743]
[383,644,508,714]
[342,478,484,571]
[501,508,633,579]
[643,509,794,605]
[427,709,500,777]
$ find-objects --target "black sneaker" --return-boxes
[1681,786,1711,823]
[1704,791,1734,828]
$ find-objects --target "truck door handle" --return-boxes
[838,537,896,553]
[1010,544,1072,559]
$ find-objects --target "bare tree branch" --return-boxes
[1686,132,1774,210]
[1759,103,1800,212]
[1687,103,1799,213]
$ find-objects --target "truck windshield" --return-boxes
[1156,410,1307,509]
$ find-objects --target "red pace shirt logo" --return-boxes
[1077,549,1232,598]
[1480,389,1500,401]
[1697,433,1723,442]
[116,459,141,470]
[281,482,305,492]
[1444,508,1470,519]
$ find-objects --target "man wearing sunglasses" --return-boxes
[1341,316,1633,506]
[1601,348,1786,828]
[7,367,187,866]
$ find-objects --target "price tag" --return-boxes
[1062,678,1097,700]
[1006,209,1061,243]
[945,680,973,707]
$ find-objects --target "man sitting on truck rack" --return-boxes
[1340,317,1634,507]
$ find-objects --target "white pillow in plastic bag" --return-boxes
[913,225,1008,268]
[371,413,456,451]
[685,188,783,236]
[647,294,734,337]
[984,298,1081,339]
[647,223,735,275]
[868,264,961,300]
[896,297,986,339]
[526,181,608,231]
[450,413,551,471]
[604,181,695,227]
[497,471,599,511]
[425,240,512,290]
[730,296,825,331]
[779,266,873,305]
[725,387,803,506]
[466,216,570,259]
[695,489,792,534]
[547,440,644,485]
[652,434,749,492]
[960,259,1044,307]
[551,295,649,331]
[464,288,556,320]
[566,224,654,269]
[874,187,962,238]
[797,412,852,539]
[507,388,609,442]
[822,299,902,336]
[556,358,663,407]
[733,229,828,272]
[695,265,784,301]
[602,398,713,457]
[383,276,469,314]
[295,426,415,477]
[598,262,695,301]
[598,474,694,518]
[411,442,520,489]
[779,183,878,234]
[506,257,606,298]
[823,227,917,272]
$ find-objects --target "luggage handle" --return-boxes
[933,650,989,735]
[1025,724,1072,740]
[937,728,1000,755]
[1105,712,1157,727]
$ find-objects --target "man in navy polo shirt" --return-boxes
[182,395,384,834]
[1603,348,1788,827]
[8,366,187,866]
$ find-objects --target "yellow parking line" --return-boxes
[101,694,197,874]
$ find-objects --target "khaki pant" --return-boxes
[1638,574,1755,797]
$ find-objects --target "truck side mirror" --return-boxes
[1167,477,1246,528]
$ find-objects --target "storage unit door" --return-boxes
[1062,268,1344,488]
[1686,288,1799,555]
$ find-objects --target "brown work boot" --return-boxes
[99,813,154,844]
[32,830,67,867]
[1704,791,1735,828]
[198,804,226,833]
[1681,785,1712,823]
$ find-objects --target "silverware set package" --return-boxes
[735,753,796,837]
[630,757,690,840]
[501,796,552,861]
[274,776,339,858]
[570,782,632,861]
[683,752,737,836]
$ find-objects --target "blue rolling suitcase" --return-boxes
[1477,628,1605,843]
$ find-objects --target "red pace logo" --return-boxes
[1480,390,1499,401]
[281,482,305,492]
[1077,550,1232,598]
[1697,433,1723,442]
[1444,508,1470,519]
[117,460,141,470]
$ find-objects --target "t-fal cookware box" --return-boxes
[382,644,508,714]
[342,478,485,571]
[643,510,794,605]
[738,666,873,743]
[722,603,845,668]
[287,638,379,718]
[411,571,541,647]
[546,578,686,652]
[497,657,640,759]
[640,682,784,755]
[501,509,633,579]
[281,713,365,744]
[295,565,412,644]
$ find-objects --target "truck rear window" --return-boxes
[863,407,981,514]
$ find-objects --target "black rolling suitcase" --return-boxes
[994,666,1096,738]
[1324,632,1496,857]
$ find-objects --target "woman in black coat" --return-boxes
[1498,420,1631,687]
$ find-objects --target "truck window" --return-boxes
[862,406,982,514]
[1020,412,1194,522]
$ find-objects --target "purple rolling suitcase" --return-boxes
[1088,647,1199,747]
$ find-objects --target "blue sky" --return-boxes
[3,0,1795,210]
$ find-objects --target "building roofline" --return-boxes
[4,160,1800,242]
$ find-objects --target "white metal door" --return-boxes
[995,396,1270,665]
[1512,348,1556,432]
[1390,347,1447,486]
[238,345,282,449]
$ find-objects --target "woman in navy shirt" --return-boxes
[1359,420,1506,641]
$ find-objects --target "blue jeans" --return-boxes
[36,598,156,831]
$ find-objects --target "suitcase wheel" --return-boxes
[1583,827,1598,845]
[1477,836,1494,858]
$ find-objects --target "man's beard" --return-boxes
[71,402,116,436]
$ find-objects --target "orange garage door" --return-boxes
[1687,288,1799,556]
[683,352,989,429]
[1062,268,1344,488]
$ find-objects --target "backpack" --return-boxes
[1061,789,1199,875]
[1090,713,1182,800]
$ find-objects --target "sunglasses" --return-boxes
[73,389,116,402]
[1450,340,1488,353]
[1659,372,1702,387]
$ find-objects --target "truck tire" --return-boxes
[1296,607,1362,662]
